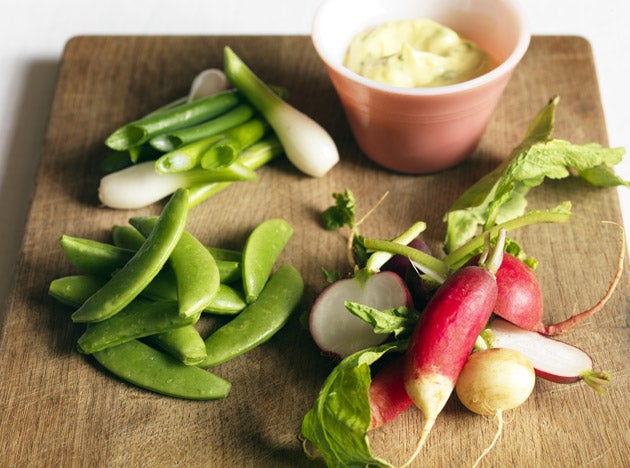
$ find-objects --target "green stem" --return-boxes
[362,238,449,283]
[200,118,269,169]
[187,135,284,208]
[365,222,426,273]
[443,203,572,269]
[105,90,241,151]
[150,103,255,152]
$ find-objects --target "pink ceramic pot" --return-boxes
[312,0,530,174]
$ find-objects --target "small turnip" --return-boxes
[455,348,536,467]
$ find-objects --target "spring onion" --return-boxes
[105,90,242,151]
[187,135,284,207]
[98,161,256,210]
[188,68,229,101]
[200,117,269,169]
[223,46,339,177]
[149,103,256,152]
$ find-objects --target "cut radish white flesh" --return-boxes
[488,318,595,383]
[309,271,412,359]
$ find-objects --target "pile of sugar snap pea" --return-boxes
[48,188,304,400]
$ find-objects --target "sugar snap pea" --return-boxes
[131,216,220,318]
[55,250,244,315]
[71,188,189,323]
[92,339,231,400]
[77,299,198,354]
[112,224,242,284]
[144,325,207,366]
[241,218,294,303]
[49,275,105,307]
[49,275,209,364]
[59,235,133,277]
[198,264,303,368]
[111,224,146,250]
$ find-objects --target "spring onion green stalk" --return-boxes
[200,117,269,170]
[188,135,284,207]
[155,135,225,173]
[223,46,339,177]
[105,90,242,151]
[149,103,256,152]
[98,161,256,210]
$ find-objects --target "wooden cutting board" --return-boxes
[1,35,628,467]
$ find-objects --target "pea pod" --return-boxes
[241,218,294,303]
[198,264,303,368]
[52,274,246,316]
[93,339,231,400]
[59,235,133,277]
[77,299,198,354]
[112,224,241,284]
[131,216,221,318]
[111,224,146,250]
[49,275,208,364]
[144,325,207,366]
[49,275,105,307]
[71,188,189,323]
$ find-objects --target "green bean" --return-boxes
[187,135,284,208]
[143,325,207,366]
[131,216,220,318]
[198,264,303,368]
[49,275,105,307]
[59,235,133,277]
[77,299,197,354]
[71,189,189,323]
[92,339,231,400]
[105,90,241,151]
[150,103,256,152]
[241,218,294,303]
[200,117,269,170]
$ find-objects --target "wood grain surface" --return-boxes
[1,35,628,467]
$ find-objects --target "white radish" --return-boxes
[488,317,611,393]
[455,348,536,467]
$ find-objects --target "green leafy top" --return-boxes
[443,97,627,253]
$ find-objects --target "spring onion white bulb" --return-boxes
[224,46,339,177]
[98,160,255,210]
[188,69,229,101]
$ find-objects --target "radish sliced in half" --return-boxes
[309,271,412,359]
[488,318,610,392]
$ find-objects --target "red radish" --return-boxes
[455,348,536,467]
[309,270,413,359]
[492,253,544,330]
[471,226,624,336]
[400,230,506,467]
[368,356,413,430]
[488,317,611,392]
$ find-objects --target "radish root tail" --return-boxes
[472,410,504,468]
[400,418,436,468]
[541,222,625,336]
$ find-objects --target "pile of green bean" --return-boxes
[49,189,304,400]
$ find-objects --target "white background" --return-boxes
[1,0,628,307]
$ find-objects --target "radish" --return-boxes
[368,355,413,430]
[400,230,506,467]
[455,348,536,467]
[382,236,436,309]
[470,224,624,336]
[488,317,611,392]
[309,269,413,359]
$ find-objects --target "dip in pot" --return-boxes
[344,18,494,88]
